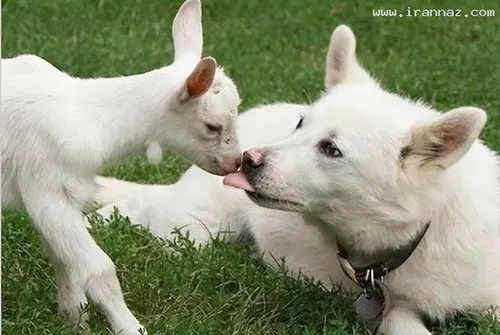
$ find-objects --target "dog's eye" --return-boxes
[318,140,343,158]
[205,123,222,134]
[295,116,304,130]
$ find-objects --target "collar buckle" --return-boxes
[335,221,431,334]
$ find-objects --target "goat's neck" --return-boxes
[75,65,186,165]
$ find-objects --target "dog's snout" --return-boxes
[242,149,264,172]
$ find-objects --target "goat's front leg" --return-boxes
[21,186,146,335]
[378,306,431,335]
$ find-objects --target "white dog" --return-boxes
[1,0,241,333]
[93,25,500,334]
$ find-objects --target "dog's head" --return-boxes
[154,0,241,175]
[224,25,487,236]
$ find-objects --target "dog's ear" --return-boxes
[179,57,217,103]
[324,25,375,89]
[172,0,203,63]
[402,107,487,170]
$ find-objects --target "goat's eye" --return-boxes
[205,123,222,134]
[295,116,304,130]
[318,140,342,158]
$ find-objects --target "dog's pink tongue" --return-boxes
[223,171,255,192]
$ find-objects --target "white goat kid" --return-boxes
[1,0,240,333]
[93,25,500,334]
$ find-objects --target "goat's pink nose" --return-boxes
[242,149,263,168]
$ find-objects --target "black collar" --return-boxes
[337,221,430,288]
[336,221,431,334]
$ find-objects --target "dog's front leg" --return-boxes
[378,306,431,335]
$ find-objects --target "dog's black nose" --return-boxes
[242,149,264,175]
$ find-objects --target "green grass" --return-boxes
[2,0,500,334]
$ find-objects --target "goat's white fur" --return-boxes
[92,25,500,334]
[1,0,241,333]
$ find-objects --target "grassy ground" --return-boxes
[2,0,500,334]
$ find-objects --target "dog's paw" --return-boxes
[378,307,432,335]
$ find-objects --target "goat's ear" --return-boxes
[179,57,217,103]
[172,0,203,62]
[324,25,375,89]
[402,106,487,170]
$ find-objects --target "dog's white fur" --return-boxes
[1,0,241,333]
[93,25,500,334]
